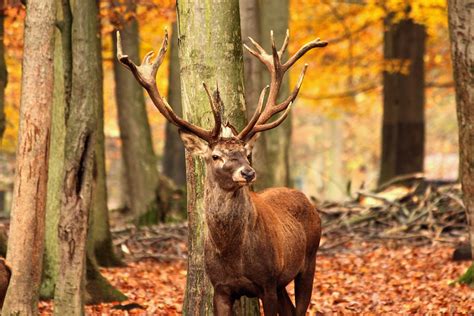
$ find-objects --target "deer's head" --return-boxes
[116,29,327,191]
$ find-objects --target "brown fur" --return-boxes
[196,137,321,316]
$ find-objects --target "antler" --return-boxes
[238,30,327,141]
[116,30,221,142]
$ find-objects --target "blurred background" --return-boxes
[0,0,456,213]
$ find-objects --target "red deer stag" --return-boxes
[117,29,327,315]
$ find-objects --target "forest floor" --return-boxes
[38,233,473,315]
[39,181,474,314]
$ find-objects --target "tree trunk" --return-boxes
[0,2,7,141]
[240,0,271,192]
[177,1,247,313]
[112,0,161,224]
[89,8,122,268]
[258,0,292,188]
[447,0,474,285]
[379,18,426,186]
[41,0,71,299]
[162,22,186,188]
[54,0,101,313]
[1,1,55,315]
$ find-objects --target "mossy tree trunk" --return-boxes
[42,0,125,304]
[112,0,162,224]
[177,1,258,314]
[448,0,474,286]
[0,1,7,141]
[162,21,186,189]
[379,17,426,186]
[1,1,55,315]
[40,0,71,300]
[54,0,125,314]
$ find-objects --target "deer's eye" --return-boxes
[212,155,220,161]
[247,154,251,161]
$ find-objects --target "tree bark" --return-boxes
[447,0,474,285]
[1,1,55,315]
[162,22,186,188]
[240,0,271,192]
[41,0,71,300]
[0,2,7,141]
[177,1,247,313]
[54,0,101,313]
[112,0,161,224]
[258,0,292,188]
[89,7,122,268]
[379,17,426,186]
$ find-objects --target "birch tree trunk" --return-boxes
[177,1,252,313]
[448,0,474,285]
[379,17,426,186]
[162,21,186,188]
[1,1,55,315]
[112,0,161,223]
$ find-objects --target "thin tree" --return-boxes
[259,0,292,188]
[448,0,474,285]
[162,21,186,188]
[379,11,426,186]
[0,1,6,141]
[111,0,162,223]
[1,0,55,315]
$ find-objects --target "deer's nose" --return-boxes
[241,168,256,182]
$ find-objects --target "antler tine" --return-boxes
[279,29,290,57]
[283,38,328,71]
[246,102,293,140]
[239,31,326,139]
[238,85,269,140]
[117,30,218,142]
[203,83,222,138]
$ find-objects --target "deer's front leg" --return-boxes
[262,287,279,316]
[213,289,233,316]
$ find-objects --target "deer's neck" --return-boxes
[204,175,254,254]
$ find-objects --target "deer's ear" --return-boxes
[179,130,209,156]
[244,134,260,155]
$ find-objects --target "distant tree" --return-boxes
[111,0,163,223]
[1,0,55,315]
[162,21,186,188]
[0,2,6,141]
[259,0,292,188]
[379,12,426,186]
[448,0,474,285]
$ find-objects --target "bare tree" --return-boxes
[448,0,474,285]
[111,0,162,223]
[1,1,55,315]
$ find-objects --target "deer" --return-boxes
[116,28,327,315]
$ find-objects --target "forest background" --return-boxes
[0,0,456,207]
